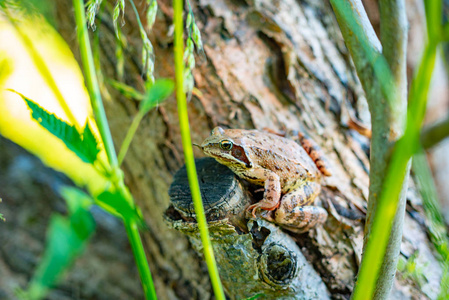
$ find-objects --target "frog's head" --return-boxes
[199,127,253,169]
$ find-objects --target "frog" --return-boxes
[198,126,332,233]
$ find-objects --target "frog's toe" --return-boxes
[246,204,259,218]
[247,202,279,218]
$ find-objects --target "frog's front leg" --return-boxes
[274,181,328,233]
[246,169,281,217]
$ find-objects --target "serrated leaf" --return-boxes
[82,122,101,164]
[140,78,174,114]
[16,92,100,164]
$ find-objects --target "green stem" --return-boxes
[173,0,225,299]
[328,0,397,108]
[128,0,145,32]
[125,220,158,300]
[369,1,408,298]
[352,24,438,300]
[420,115,449,149]
[118,111,145,165]
[73,0,118,170]
[72,1,157,299]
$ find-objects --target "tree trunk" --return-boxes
[0,0,444,299]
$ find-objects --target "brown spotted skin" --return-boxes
[200,127,330,232]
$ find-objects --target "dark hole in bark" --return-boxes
[250,222,271,252]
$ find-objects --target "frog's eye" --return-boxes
[220,139,233,151]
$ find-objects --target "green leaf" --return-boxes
[27,214,95,299]
[96,190,142,223]
[59,186,94,214]
[16,92,100,164]
[25,187,96,300]
[82,122,101,164]
[140,78,174,114]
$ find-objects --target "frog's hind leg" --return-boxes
[274,181,328,233]
[278,206,328,233]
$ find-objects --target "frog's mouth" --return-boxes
[210,150,253,169]
[194,143,253,169]
[214,155,243,165]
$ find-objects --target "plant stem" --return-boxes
[125,220,158,300]
[421,115,449,149]
[118,111,145,165]
[353,19,437,300]
[328,1,409,299]
[72,1,157,299]
[369,1,408,298]
[73,0,118,170]
[173,0,225,299]
[128,0,145,32]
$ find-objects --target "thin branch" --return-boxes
[379,0,408,126]
[421,115,449,149]
[379,0,408,90]
[371,1,408,298]
[72,0,118,170]
[328,0,397,109]
[328,1,409,299]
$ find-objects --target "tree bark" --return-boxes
[0,0,444,299]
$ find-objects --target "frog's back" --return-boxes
[224,129,318,175]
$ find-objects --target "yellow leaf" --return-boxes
[0,14,108,195]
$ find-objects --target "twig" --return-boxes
[369,1,408,298]
[328,1,409,299]
[421,115,449,149]
[73,0,118,169]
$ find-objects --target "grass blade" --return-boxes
[173,0,225,299]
